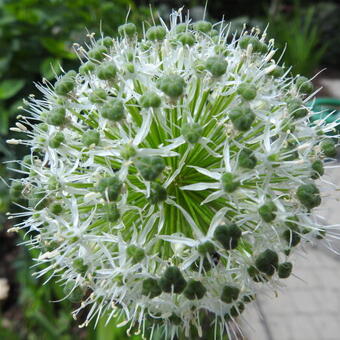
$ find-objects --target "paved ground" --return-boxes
[242,165,340,340]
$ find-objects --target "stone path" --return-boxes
[242,165,340,340]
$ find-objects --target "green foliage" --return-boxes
[267,3,326,76]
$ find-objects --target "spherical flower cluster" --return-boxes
[8,10,339,340]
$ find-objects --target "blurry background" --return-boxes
[0,0,339,339]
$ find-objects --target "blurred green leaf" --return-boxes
[40,38,75,59]
[0,56,11,76]
[0,79,25,100]
[41,57,62,80]
[0,105,9,134]
[268,3,326,76]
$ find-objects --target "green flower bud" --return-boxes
[97,176,122,201]
[169,313,181,325]
[46,107,66,126]
[258,201,277,222]
[282,229,301,247]
[101,98,125,121]
[268,65,285,78]
[159,266,187,293]
[193,60,206,73]
[210,29,219,37]
[73,258,88,275]
[183,279,206,300]
[55,74,75,96]
[98,36,113,48]
[82,130,100,146]
[105,203,120,222]
[140,91,162,108]
[10,182,24,200]
[120,144,136,160]
[66,70,77,78]
[278,262,293,279]
[255,249,279,276]
[118,23,137,37]
[220,285,240,303]
[191,254,215,272]
[295,76,313,95]
[49,131,65,148]
[205,56,227,77]
[136,156,165,181]
[257,41,268,54]
[237,83,257,101]
[229,105,255,131]
[37,123,49,132]
[96,61,117,80]
[175,23,187,33]
[221,172,240,193]
[146,26,166,41]
[321,139,337,158]
[126,51,134,62]
[157,74,185,98]
[47,176,61,191]
[247,266,267,283]
[88,46,107,61]
[239,36,267,53]
[89,88,107,103]
[242,294,256,303]
[50,202,63,215]
[126,244,145,264]
[125,63,135,73]
[197,241,215,255]
[178,32,195,46]
[149,182,167,204]
[311,160,324,179]
[21,155,32,171]
[63,282,85,303]
[316,228,326,239]
[296,183,321,209]
[79,61,96,75]
[142,278,162,298]
[141,41,152,51]
[213,224,242,250]
[181,123,203,144]
[287,98,308,119]
[193,20,212,33]
[214,45,229,56]
[29,191,48,210]
[238,149,257,169]
[229,302,245,317]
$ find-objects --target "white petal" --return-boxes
[223,141,231,171]
[139,213,159,244]
[201,190,223,205]
[207,207,229,237]
[188,166,222,180]
[158,234,197,247]
[180,182,220,191]
[133,111,152,146]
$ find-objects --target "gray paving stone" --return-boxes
[242,165,340,340]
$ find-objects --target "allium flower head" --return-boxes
[8,9,340,340]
